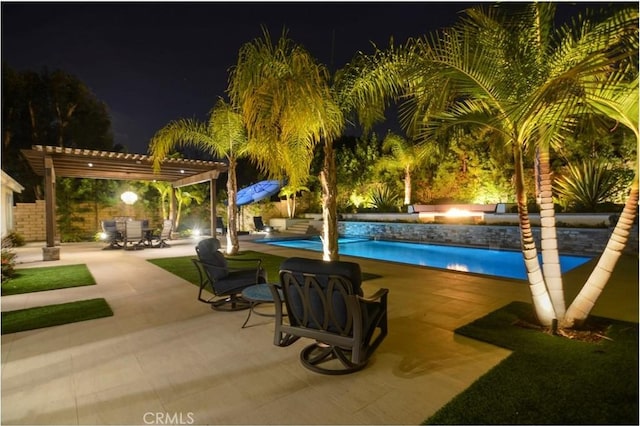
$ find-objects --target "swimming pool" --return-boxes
[257,236,592,280]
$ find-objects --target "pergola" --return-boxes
[21,145,228,259]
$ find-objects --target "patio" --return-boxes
[2,236,637,425]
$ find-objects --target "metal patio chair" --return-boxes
[193,238,267,311]
[269,257,389,375]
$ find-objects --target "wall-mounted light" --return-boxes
[120,191,138,205]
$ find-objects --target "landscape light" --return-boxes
[120,191,138,205]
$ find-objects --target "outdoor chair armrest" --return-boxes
[226,257,263,271]
[194,258,228,277]
[358,288,389,304]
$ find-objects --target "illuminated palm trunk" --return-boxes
[514,143,555,326]
[404,166,412,205]
[537,144,565,319]
[563,174,638,327]
[321,140,339,261]
[226,157,239,255]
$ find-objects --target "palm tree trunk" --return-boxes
[563,174,638,327]
[538,143,566,319]
[321,139,339,261]
[514,143,555,326]
[404,166,412,205]
[226,158,239,255]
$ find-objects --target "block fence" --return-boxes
[12,201,162,242]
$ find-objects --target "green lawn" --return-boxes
[2,298,113,334]
[148,250,380,286]
[425,301,638,425]
[1,264,96,295]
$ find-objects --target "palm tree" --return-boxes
[174,187,204,230]
[151,181,171,220]
[424,3,637,327]
[148,98,249,254]
[348,3,637,327]
[563,73,639,327]
[228,29,344,260]
[279,184,309,218]
[376,132,435,205]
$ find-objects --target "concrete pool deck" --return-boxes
[2,236,637,425]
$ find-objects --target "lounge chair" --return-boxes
[268,257,389,375]
[193,238,267,311]
[253,216,273,233]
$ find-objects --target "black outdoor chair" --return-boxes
[268,257,389,375]
[150,219,172,248]
[124,219,145,250]
[193,238,267,311]
[253,216,273,233]
[216,217,226,235]
[101,220,123,249]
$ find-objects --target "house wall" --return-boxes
[1,170,25,238]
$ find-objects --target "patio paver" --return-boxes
[2,237,637,425]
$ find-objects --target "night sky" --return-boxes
[1,2,610,155]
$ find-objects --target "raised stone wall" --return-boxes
[338,221,639,255]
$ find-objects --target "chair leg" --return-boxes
[207,295,251,311]
[299,343,368,375]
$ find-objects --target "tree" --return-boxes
[174,186,204,231]
[228,29,344,260]
[348,3,637,328]
[151,181,172,220]
[2,65,114,201]
[148,98,249,254]
[279,184,309,218]
[376,132,435,205]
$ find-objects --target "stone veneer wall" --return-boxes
[338,221,639,255]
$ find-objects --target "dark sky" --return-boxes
[1,1,614,155]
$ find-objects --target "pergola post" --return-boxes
[43,155,60,260]
[210,178,217,237]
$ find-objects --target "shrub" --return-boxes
[1,248,17,281]
[555,160,619,211]
[367,184,401,213]
[6,231,25,247]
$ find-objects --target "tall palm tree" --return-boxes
[151,181,171,220]
[279,184,310,218]
[563,73,638,327]
[376,132,435,205]
[228,30,344,260]
[427,3,637,327]
[347,3,637,327]
[148,98,249,254]
[174,187,204,230]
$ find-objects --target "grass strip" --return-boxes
[2,298,113,334]
[425,301,638,425]
[2,264,96,295]
[148,250,381,287]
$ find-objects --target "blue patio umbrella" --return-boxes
[234,180,283,207]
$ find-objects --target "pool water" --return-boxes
[257,237,592,280]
